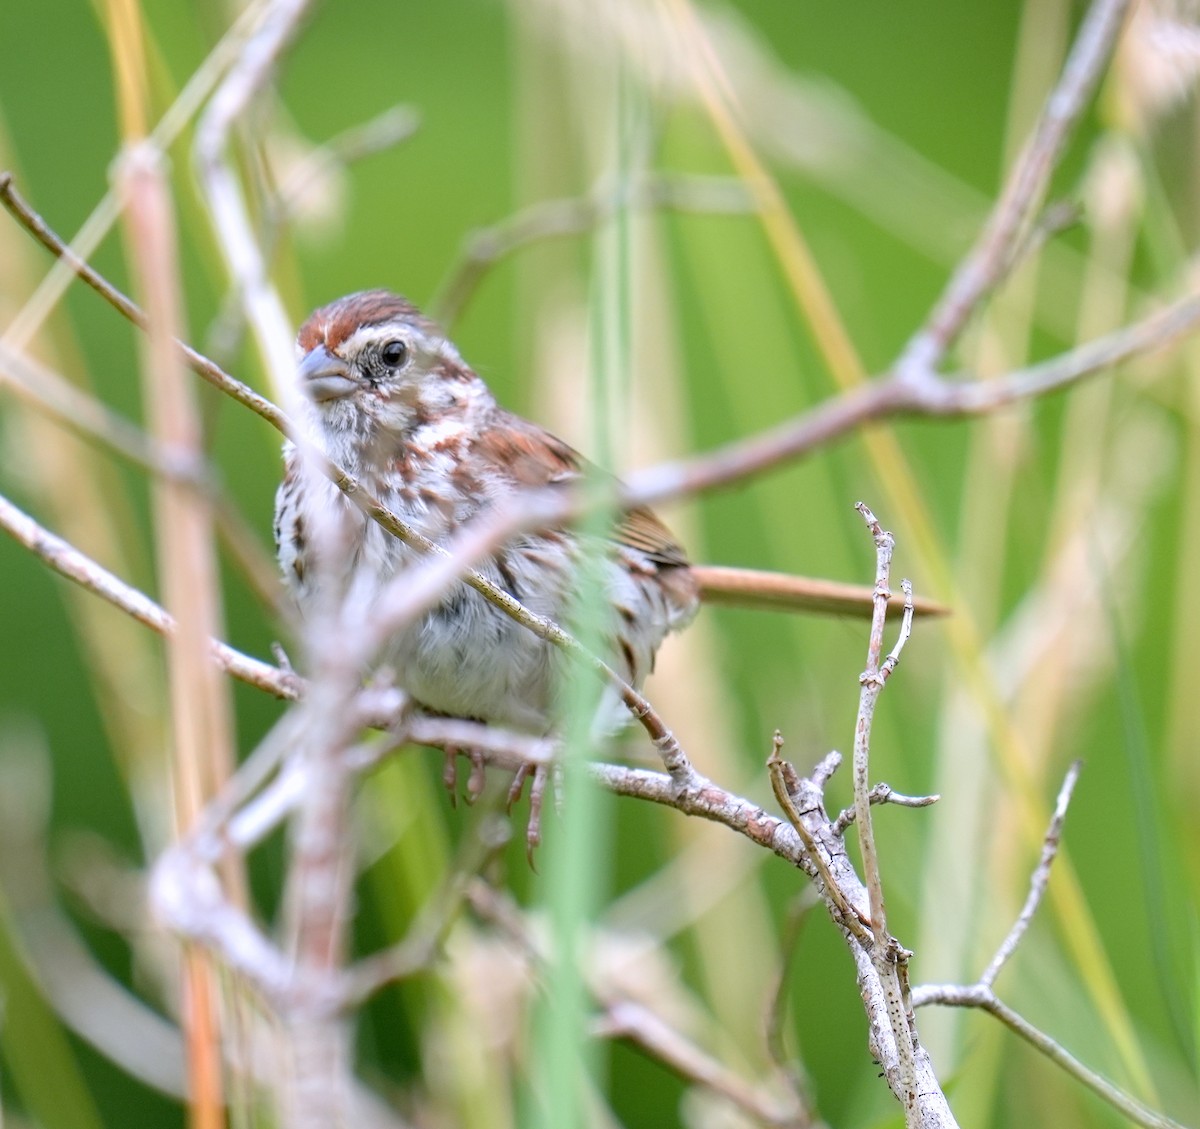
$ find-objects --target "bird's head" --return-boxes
[294,290,481,441]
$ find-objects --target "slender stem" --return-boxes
[767,737,872,945]
[981,759,1081,987]
[898,0,1136,375]
[0,490,295,699]
[121,145,231,1129]
[912,986,1188,1129]
[851,504,895,943]
[850,504,918,1113]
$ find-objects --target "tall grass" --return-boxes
[0,0,1196,1126]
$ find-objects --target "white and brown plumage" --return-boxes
[274,290,699,735]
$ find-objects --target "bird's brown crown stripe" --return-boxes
[296,289,435,352]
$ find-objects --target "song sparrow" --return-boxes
[274,289,699,737]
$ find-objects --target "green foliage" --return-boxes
[0,0,1198,1126]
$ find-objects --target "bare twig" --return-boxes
[880,578,915,679]
[0,490,296,699]
[897,0,1136,376]
[593,752,954,1127]
[912,987,1187,1129]
[467,880,812,1128]
[848,504,918,1115]
[622,288,1200,508]
[850,505,901,940]
[598,997,808,1128]
[767,736,872,945]
[981,759,1081,987]
[831,784,940,837]
[0,172,289,430]
[911,762,1189,1129]
[0,342,210,488]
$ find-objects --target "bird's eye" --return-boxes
[380,340,409,368]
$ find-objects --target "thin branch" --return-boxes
[918,293,1200,415]
[622,375,906,506]
[340,814,507,1009]
[597,998,809,1128]
[851,504,898,943]
[897,0,1136,376]
[910,762,1190,1129]
[767,736,872,945]
[880,578,915,680]
[981,759,1081,987]
[977,996,1187,1129]
[911,986,1187,1129]
[0,172,289,430]
[831,783,940,837]
[0,342,210,488]
[849,503,917,1111]
[588,761,801,863]
[593,751,953,1127]
[622,287,1200,508]
[466,879,812,1128]
[0,490,296,699]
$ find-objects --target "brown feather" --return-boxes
[297,290,437,352]
[473,410,691,567]
[613,507,690,566]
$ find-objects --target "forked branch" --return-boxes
[912,763,1190,1129]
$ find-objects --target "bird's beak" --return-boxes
[298,345,357,402]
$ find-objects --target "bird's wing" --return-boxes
[474,410,690,568]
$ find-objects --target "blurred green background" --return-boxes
[1,0,1198,1126]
